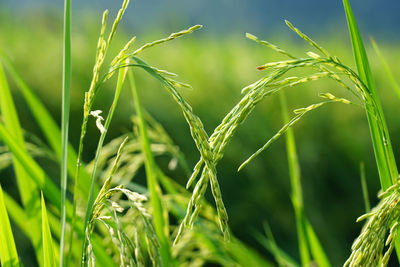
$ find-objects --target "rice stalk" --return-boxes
[343,0,398,191]
[60,0,72,264]
[176,18,392,251]
[343,0,400,260]
[72,3,202,260]
[71,1,129,255]
[129,69,173,265]
[279,92,311,266]
[81,58,129,266]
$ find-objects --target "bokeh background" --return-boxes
[1,0,400,265]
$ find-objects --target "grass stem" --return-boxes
[129,70,174,266]
[60,0,72,266]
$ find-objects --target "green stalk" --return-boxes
[60,0,71,265]
[343,0,400,261]
[280,92,330,267]
[129,70,173,266]
[279,92,311,266]
[80,62,128,266]
[343,0,398,190]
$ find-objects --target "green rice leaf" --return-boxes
[254,223,299,267]
[41,193,57,267]
[0,184,20,267]
[343,0,400,261]
[279,92,311,266]
[226,239,275,267]
[343,0,398,190]
[129,70,174,266]
[280,92,330,267]
[0,122,61,208]
[2,190,114,266]
[81,59,129,266]
[304,217,331,267]
[0,61,42,265]
[1,56,91,198]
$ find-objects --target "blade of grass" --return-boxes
[343,0,400,261]
[0,61,42,265]
[2,191,114,267]
[1,56,101,264]
[1,125,118,266]
[370,37,400,101]
[0,54,95,266]
[41,193,57,267]
[0,122,61,207]
[129,70,173,266]
[0,56,91,198]
[225,239,275,267]
[280,92,330,267]
[255,222,299,267]
[0,184,20,267]
[343,0,398,190]
[60,0,72,264]
[359,162,370,213]
[279,92,311,266]
[303,218,330,267]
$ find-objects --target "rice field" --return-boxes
[1,0,400,266]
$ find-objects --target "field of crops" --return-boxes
[1,1,400,266]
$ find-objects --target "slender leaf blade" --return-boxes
[304,218,331,267]
[41,193,57,267]
[81,60,128,266]
[343,0,398,190]
[2,191,114,267]
[279,92,311,266]
[0,61,42,265]
[254,229,299,267]
[343,0,400,261]
[0,184,20,267]
[1,56,91,198]
[60,0,72,264]
[129,70,173,266]
[280,92,330,267]
[0,122,61,208]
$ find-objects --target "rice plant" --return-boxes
[0,0,399,266]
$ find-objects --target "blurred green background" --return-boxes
[1,0,400,265]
